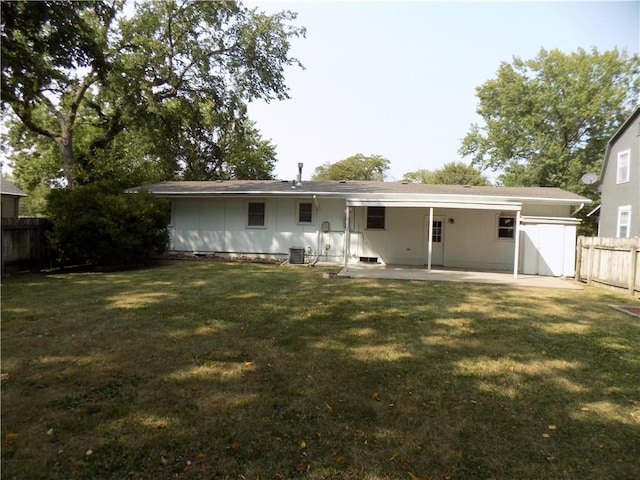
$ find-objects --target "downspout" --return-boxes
[313,195,320,265]
[572,202,585,217]
[427,207,434,275]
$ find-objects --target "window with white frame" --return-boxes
[247,202,266,227]
[298,202,313,224]
[366,206,385,230]
[497,215,515,239]
[617,150,630,184]
[617,205,631,238]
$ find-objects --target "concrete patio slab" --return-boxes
[336,264,583,290]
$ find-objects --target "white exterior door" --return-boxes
[425,216,445,266]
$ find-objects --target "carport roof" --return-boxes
[136,180,590,205]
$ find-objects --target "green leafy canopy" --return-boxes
[459,47,640,194]
[402,161,490,186]
[312,154,391,181]
[1,0,305,190]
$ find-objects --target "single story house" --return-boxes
[1,177,26,218]
[596,106,639,237]
[136,178,590,278]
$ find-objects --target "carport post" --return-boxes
[344,205,350,272]
[513,210,521,279]
[427,207,434,275]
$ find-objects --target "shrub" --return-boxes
[46,182,170,266]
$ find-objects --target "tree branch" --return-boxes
[34,92,65,126]
[66,69,97,127]
[11,104,61,142]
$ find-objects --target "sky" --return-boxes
[245,0,640,182]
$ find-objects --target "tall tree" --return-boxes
[312,154,390,181]
[1,0,305,189]
[459,47,640,197]
[1,0,117,189]
[402,161,490,185]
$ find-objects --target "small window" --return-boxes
[366,206,385,230]
[247,202,265,227]
[617,150,630,184]
[432,220,443,243]
[298,202,313,223]
[498,216,515,239]
[617,206,631,238]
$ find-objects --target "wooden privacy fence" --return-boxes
[576,236,640,297]
[1,217,53,274]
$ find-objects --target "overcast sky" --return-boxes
[245,0,640,182]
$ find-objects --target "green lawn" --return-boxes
[1,261,639,479]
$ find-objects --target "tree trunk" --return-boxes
[58,126,76,189]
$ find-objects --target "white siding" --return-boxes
[520,224,577,277]
[170,196,348,261]
[168,196,577,276]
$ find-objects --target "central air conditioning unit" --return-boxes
[289,247,305,265]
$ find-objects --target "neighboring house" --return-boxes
[598,106,640,238]
[1,177,26,218]
[137,178,590,278]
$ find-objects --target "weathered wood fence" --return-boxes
[576,236,640,297]
[1,217,53,274]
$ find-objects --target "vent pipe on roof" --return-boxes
[297,163,303,186]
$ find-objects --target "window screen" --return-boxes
[298,203,312,223]
[498,216,515,239]
[367,206,385,229]
[247,202,265,227]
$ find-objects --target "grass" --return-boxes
[1,260,639,480]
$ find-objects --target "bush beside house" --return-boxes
[46,182,170,267]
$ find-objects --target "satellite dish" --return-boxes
[581,173,598,185]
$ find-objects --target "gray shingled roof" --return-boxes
[136,180,590,203]
[0,177,26,197]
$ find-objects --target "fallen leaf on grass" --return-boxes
[325,404,334,413]
[408,472,430,480]
[372,392,381,401]
[580,406,590,411]
[5,432,18,440]
[47,428,54,436]
[85,449,93,456]
[231,441,241,449]
[548,425,557,430]
[300,440,306,449]
[296,463,310,472]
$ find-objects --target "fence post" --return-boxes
[575,236,583,281]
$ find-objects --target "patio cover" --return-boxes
[343,197,524,278]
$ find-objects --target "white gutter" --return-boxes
[520,216,582,225]
[346,200,523,211]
